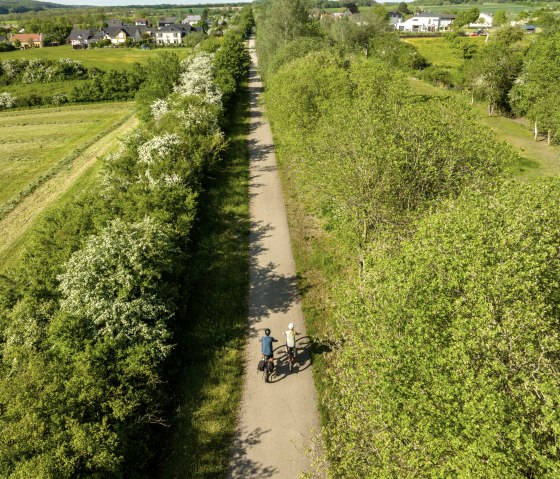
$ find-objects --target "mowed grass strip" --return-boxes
[158,87,250,479]
[0,113,138,271]
[0,102,132,205]
[0,45,191,70]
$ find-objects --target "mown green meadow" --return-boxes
[0,45,191,70]
[0,102,132,205]
[404,36,486,68]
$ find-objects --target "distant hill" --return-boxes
[0,0,67,14]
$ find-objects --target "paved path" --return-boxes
[227,38,321,478]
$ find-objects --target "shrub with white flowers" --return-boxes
[0,92,16,109]
[174,52,223,105]
[138,133,181,165]
[58,217,175,358]
[150,98,169,121]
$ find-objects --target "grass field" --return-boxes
[0,45,191,70]
[159,85,250,478]
[0,109,137,271]
[325,2,540,13]
[404,36,485,68]
[415,3,539,13]
[0,102,132,205]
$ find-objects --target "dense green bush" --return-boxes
[71,68,144,102]
[327,181,560,478]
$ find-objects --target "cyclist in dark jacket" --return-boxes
[260,328,277,359]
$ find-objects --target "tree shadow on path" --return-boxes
[228,427,278,479]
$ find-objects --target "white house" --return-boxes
[182,15,202,25]
[396,12,455,32]
[469,13,493,28]
[155,24,191,45]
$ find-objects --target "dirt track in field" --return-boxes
[227,37,322,479]
[0,115,138,261]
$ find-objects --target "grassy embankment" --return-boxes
[0,102,136,271]
[158,84,250,479]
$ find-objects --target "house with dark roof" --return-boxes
[67,28,95,47]
[155,23,192,45]
[159,17,177,27]
[389,11,404,27]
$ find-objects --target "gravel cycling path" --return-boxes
[227,37,321,478]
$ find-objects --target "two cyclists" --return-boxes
[259,324,300,380]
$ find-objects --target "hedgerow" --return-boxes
[0,32,249,477]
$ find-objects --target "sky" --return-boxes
[38,0,251,6]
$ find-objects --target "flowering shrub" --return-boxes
[0,92,16,109]
[174,52,223,105]
[1,58,88,85]
[58,217,174,357]
[150,98,169,121]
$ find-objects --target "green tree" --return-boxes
[493,10,507,27]
[454,7,480,28]
[397,2,410,15]
[462,42,522,115]
[255,0,318,79]
[509,32,560,144]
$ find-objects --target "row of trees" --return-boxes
[255,0,428,81]
[0,24,250,477]
[256,0,560,476]
[422,22,560,145]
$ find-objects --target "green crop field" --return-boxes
[0,45,191,70]
[0,102,131,205]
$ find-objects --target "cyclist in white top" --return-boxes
[283,323,299,361]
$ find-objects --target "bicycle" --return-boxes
[286,346,296,371]
[261,355,274,382]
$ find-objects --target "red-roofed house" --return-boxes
[10,33,44,48]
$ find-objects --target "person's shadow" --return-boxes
[267,336,313,383]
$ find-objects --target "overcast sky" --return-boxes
[39,0,251,6]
